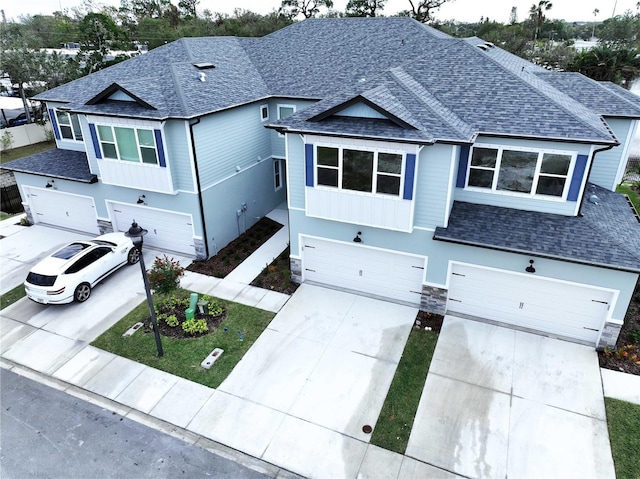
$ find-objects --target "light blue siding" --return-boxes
[414,144,453,229]
[108,90,136,102]
[164,120,195,192]
[194,103,273,186]
[334,103,387,119]
[288,208,636,321]
[201,158,286,253]
[589,118,633,191]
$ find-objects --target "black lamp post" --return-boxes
[125,220,164,357]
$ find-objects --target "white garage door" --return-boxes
[302,237,425,305]
[108,203,195,255]
[447,264,615,344]
[25,187,99,234]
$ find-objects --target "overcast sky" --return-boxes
[2,0,639,24]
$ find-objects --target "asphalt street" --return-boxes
[0,369,269,479]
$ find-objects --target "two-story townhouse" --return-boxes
[5,17,640,348]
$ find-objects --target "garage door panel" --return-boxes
[303,238,424,305]
[109,203,194,255]
[448,264,614,344]
[25,187,99,234]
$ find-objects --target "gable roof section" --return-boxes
[86,82,156,109]
[309,93,419,130]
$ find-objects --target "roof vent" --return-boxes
[194,62,215,70]
[476,44,489,51]
[199,72,206,82]
[484,42,495,48]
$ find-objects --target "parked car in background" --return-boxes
[24,232,139,304]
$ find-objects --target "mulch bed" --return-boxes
[142,305,227,340]
[250,247,299,295]
[414,311,444,332]
[187,217,283,278]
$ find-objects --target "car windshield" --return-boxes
[52,242,91,259]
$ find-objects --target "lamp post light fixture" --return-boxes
[125,220,164,357]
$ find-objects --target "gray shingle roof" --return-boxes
[534,73,640,117]
[34,17,630,145]
[2,150,97,183]
[433,184,640,272]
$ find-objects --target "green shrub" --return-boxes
[182,318,208,335]
[165,314,179,327]
[147,255,184,294]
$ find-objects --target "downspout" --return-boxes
[189,118,210,258]
[578,143,616,217]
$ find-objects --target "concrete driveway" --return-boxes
[191,283,418,478]
[407,315,616,479]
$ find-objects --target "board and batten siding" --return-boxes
[589,118,636,191]
[287,133,306,209]
[413,143,454,229]
[454,137,592,216]
[193,103,272,187]
[164,120,196,192]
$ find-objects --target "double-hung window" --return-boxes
[316,146,404,197]
[96,125,159,165]
[467,145,573,198]
[55,111,83,141]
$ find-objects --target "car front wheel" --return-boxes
[74,283,91,302]
[127,248,140,265]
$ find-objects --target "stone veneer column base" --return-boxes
[420,285,448,315]
[290,257,302,284]
[597,321,623,350]
[22,204,34,225]
[194,239,207,260]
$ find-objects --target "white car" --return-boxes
[24,232,140,304]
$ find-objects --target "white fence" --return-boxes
[1,122,52,152]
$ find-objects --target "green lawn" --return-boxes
[617,183,640,213]
[91,289,274,389]
[1,141,55,165]
[370,327,439,453]
[605,397,640,479]
[1,284,26,310]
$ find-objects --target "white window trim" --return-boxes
[277,104,296,137]
[260,104,269,122]
[55,110,83,142]
[96,124,160,167]
[465,144,577,201]
[314,144,406,199]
